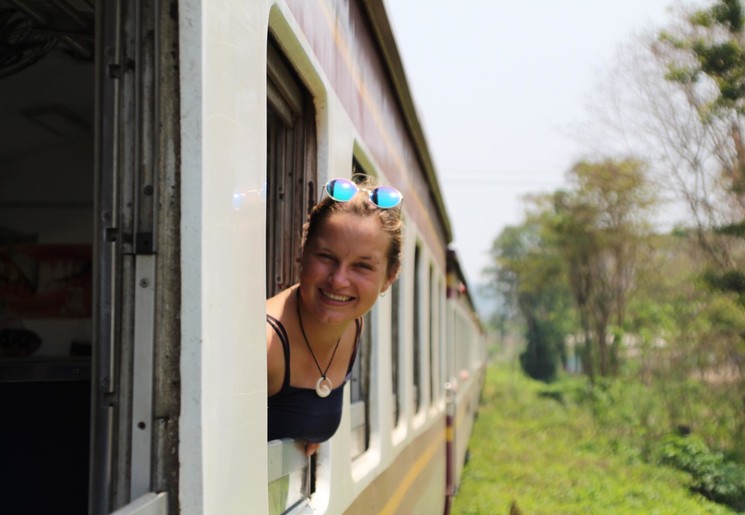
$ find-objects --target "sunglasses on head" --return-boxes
[323,178,403,209]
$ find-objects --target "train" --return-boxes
[0,0,488,514]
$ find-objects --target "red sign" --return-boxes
[0,244,92,318]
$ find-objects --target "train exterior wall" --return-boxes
[176,1,484,513]
[343,419,447,514]
[0,0,486,513]
[283,0,449,271]
[178,0,272,513]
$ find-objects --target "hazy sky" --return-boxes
[385,0,691,287]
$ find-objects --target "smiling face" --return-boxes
[299,211,394,326]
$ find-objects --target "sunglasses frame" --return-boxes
[322,178,403,209]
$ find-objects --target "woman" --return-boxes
[266,176,403,456]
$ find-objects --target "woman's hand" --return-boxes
[305,442,320,456]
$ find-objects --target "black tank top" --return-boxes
[266,314,362,443]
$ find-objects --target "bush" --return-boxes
[658,434,745,510]
[519,317,563,382]
[452,364,730,514]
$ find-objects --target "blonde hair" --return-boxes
[303,176,403,279]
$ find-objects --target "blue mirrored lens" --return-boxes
[325,179,357,202]
[370,186,402,208]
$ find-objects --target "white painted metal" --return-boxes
[131,255,156,499]
[174,1,487,513]
[178,0,272,513]
[111,493,168,515]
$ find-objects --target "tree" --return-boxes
[587,0,745,455]
[550,159,656,379]
[485,159,656,382]
[656,0,745,448]
[485,221,573,382]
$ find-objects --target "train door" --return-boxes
[0,2,178,513]
[0,2,96,513]
[91,0,181,512]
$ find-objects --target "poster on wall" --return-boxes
[0,244,92,319]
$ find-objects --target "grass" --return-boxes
[451,361,733,515]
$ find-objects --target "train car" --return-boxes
[0,0,487,514]
[445,249,488,509]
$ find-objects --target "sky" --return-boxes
[384,0,691,292]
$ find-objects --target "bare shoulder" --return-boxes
[266,285,296,351]
[266,285,295,319]
[266,318,285,394]
[265,288,291,352]
[266,285,296,395]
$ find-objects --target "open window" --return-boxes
[0,3,94,513]
[413,243,423,413]
[429,264,437,406]
[265,34,318,512]
[266,36,317,298]
[391,276,402,425]
[349,305,374,458]
[348,162,373,458]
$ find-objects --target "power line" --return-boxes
[439,177,566,186]
[440,168,563,175]
[440,169,564,179]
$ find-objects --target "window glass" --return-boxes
[349,159,372,457]
[266,37,317,298]
[413,244,422,412]
[391,278,401,424]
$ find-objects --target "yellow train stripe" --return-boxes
[379,428,446,515]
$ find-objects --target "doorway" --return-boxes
[0,2,95,513]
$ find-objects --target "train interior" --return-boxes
[0,1,95,513]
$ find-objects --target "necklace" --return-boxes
[295,289,342,398]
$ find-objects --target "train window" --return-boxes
[413,244,423,413]
[0,2,95,512]
[268,440,310,514]
[391,277,402,425]
[460,318,465,375]
[349,162,372,458]
[350,307,373,458]
[437,276,446,404]
[266,36,317,298]
[429,264,436,405]
[265,35,318,509]
[446,290,455,389]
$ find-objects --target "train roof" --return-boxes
[447,248,485,330]
[360,1,454,244]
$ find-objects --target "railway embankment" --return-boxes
[451,361,741,514]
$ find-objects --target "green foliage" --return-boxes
[712,0,743,32]
[715,220,745,238]
[687,0,742,30]
[560,362,744,466]
[665,64,700,84]
[477,9,745,507]
[554,364,745,509]
[659,0,745,113]
[550,159,657,378]
[451,364,730,514]
[658,434,745,509]
[519,317,562,382]
[486,221,574,381]
[704,269,745,300]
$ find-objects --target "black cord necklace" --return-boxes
[295,289,342,398]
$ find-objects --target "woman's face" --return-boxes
[299,212,393,326]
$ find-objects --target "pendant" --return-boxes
[315,376,333,398]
